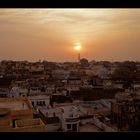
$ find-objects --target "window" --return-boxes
[32,101,34,107]
[43,101,46,105]
[72,124,77,131]
[12,119,19,128]
[40,101,43,106]
[67,124,71,129]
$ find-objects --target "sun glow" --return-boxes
[74,43,82,51]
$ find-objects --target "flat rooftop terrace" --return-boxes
[0,98,31,110]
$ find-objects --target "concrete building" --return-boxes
[0,97,46,132]
[60,106,80,132]
[91,64,110,79]
[14,118,45,132]
[111,91,140,131]
[38,104,82,132]
[10,86,28,98]
[28,95,50,108]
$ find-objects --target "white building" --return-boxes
[91,65,110,78]
[60,106,80,132]
[28,95,50,108]
[38,104,81,132]
[10,86,28,98]
[29,87,41,94]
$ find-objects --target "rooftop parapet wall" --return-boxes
[15,118,44,127]
[0,119,46,132]
[14,118,46,132]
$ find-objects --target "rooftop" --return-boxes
[28,95,50,99]
[79,123,101,132]
[15,118,45,128]
[115,91,140,102]
[0,97,32,111]
[38,107,61,118]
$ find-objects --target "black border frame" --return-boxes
[0,0,140,140]
[0,0,140,8]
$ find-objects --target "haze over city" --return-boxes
[0,9,140,62]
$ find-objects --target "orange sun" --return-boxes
[74,43,82,51]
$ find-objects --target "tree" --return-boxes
[80,58,89,67]
[112,63,137,88]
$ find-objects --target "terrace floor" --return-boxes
[0,101,29,110]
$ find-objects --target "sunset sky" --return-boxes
[0,9,140,62]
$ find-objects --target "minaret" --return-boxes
[78,53,80,62]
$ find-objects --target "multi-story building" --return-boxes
[28,95,50,108]
[0,97,46,132]
[111,91,140,131]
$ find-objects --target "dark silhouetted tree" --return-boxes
[112,62,137,88]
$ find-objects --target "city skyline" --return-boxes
[0,9,140,62]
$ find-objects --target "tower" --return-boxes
[78,53,80,62]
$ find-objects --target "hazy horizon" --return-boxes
[0,9,140,62]
[0,59,140,63]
